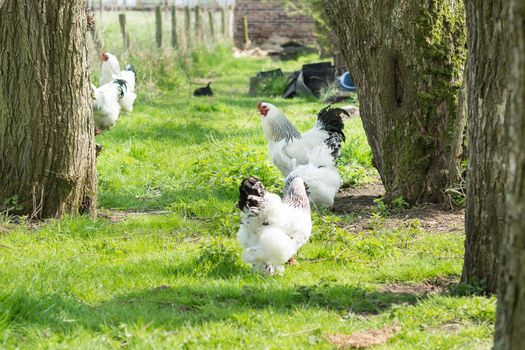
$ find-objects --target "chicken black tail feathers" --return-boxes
[113,79,128,99]
[317,105,348,158]
[125,64,137,82]
[317,105,347,142]
[325,132,344,159]
[193,82,214,97]
[125,64,136,74]
[237,177,266,210]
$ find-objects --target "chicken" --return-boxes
[91,79,128,131]
[117,64,137,112]
[100,52,121,86]
[258,103,347,177]
[193,81,213,96]
[286,143,341,208]
[237,176,312,275]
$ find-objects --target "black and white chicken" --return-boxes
[117,64,137,112]
[91,79,128,131]
[258,103,347,177]
[237,176,312,275]
[258,103,347,208]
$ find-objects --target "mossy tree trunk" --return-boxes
[494,0,525,347]
[0,0,97,218]
[461,0,508,293]
[325,0,467,204]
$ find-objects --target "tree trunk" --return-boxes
[0,0,97,218]
[494,0,525,347]
[461,0,508,293]
[325,0,467,204]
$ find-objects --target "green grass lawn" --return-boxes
[0,45,494,349]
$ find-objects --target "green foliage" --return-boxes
[371,196,409,218]
[451,278,490,297]
[2,195,22,215]
[253,76,290,97]
[192,142,282,195]
[337,118,375,187]
[372,197,390,217]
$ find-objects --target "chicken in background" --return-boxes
[258,103,347,177]
[100,52,121,86]
[117,64,137,112]
[237,176,312,275]
[258,103,347,208]
[193,82,214,96]
[91,79,128,131]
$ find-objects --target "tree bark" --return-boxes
[0,0,97,218]
[461,0,508,293]
[494,0,525,347]
[325,0,467,204]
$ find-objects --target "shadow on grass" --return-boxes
[2,283,425,335]
[98,180,237,212]
[103,121,228,145]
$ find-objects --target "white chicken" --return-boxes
[116,64,137,112]
[286,143,341,208]
[91,79,128,131]
[237,176,312,275]
[100,52,121,86]
[258,103,348,177]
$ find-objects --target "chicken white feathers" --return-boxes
[287,143,341,208]
[237,177,311,275]
[100,52,121,86]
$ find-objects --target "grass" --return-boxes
[0,25,495,348]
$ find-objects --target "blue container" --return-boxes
[339,72,356,91]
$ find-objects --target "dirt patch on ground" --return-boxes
[97,209,171,223]
[334,181,465,233]
[324,325,399,349]
[378,276,458,296]
[334,182,385,214]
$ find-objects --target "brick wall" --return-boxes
[234,0,316,46]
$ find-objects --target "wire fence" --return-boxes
[88,1,235,58]
[87,0,235,10]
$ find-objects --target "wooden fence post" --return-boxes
[243,16,249,46]
[185,6,191,48]
[208,9,215,40]
[195,5,201,43]
[220,7,225,36]
[171,5,178,48]
[155,5,162,48]
[118,13,129,49]
[228,6,234,40]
